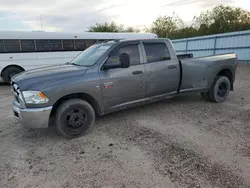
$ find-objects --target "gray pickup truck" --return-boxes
[11,38,238,138]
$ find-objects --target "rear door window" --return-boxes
[143,43,170,63]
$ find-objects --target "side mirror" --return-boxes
[119,53,130,68]
[103,52,130,70]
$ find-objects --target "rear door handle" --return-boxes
[168,65,177,69]
[132,70,143,75]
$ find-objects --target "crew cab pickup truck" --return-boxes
[11,38,238,138]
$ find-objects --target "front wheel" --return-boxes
[55,99,95,138]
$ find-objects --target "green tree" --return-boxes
[123,26,140,33]
[87,21,140,33]
[146,14,183,38]
[148,5,250,39]
[173,27,198,39]
[87,21,123,32]
[194,5,250,35]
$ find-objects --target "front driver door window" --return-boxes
[106,45,141,66]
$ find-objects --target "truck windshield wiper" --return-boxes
[65,62,80,66]
[71,62,82,66]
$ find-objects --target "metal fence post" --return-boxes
[213,36,217,55]
[185,39,188,54]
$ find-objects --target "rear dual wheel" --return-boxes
[201,76,231,103]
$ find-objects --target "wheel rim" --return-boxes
[217,82,228,97]
[65,109,86,128]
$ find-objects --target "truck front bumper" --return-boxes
[12,100,53,129]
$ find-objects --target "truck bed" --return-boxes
[178,53,238,93]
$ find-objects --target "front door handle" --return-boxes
[168,65,177,69]
[132,70,143,75]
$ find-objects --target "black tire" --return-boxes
[55,99,95,138]
[206,76,231,103]
[2,66,24,83]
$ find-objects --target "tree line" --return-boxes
[88,5,250,39]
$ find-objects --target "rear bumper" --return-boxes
[12,100,52,128]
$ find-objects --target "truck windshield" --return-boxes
[70,43,114,67]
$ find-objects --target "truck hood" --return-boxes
[12,64,87,90]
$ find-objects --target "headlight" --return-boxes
[22,91,49,104]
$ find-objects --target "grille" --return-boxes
[11,82,21,103]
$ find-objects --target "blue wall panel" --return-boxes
[216,35,250,48]
[173,41,186,51]
[172,30,250,62]
[188,38,214,50]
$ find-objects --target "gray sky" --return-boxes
[0,0,248,32]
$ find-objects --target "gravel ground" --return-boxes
[0,65,250,188]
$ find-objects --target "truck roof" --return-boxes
[114,38,171,43]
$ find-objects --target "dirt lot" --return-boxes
[0,65,250,188]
